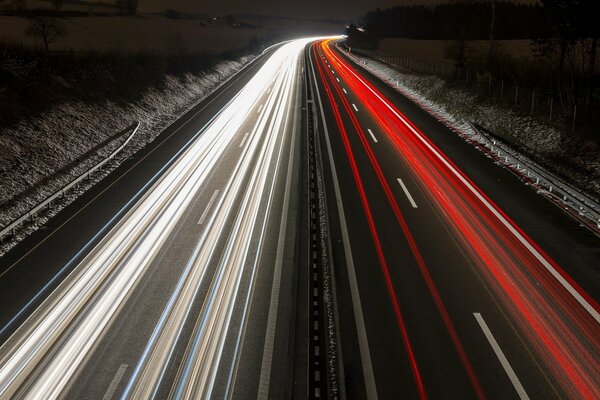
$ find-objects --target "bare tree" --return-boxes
[26,16,66,52]
[488,0,496,67]
[443,0,475,69]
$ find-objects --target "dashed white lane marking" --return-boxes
[367,129,378,143]
[336,77,340,82]
[239,132,250,148]
[198,189,220,225]
[397,178,418,208]
[342,88,347,94]
[352,103,358,112]
[310,50,378,399]
[335,53,600,323]
[102,363,128,400]
[474,313,530,400]
[257,104,263,114]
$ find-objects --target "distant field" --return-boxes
[378,38,535,64]
[16,0,116,13]
[0,13,342,54]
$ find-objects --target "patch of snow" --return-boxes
[0,55,255,256]
[342,47,600,203]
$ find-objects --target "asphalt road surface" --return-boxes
[308,39,599,399]
[0,39,312,399]
[0,36,598,400]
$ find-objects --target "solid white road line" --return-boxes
[367,129,378,143]
[257,104,264,114]
[239,132,250,148]
[335,50,600,323]
[102,364,128,400]
[257,82,299,400]
[342,88,347,94]
[352,103,359,112]
[397,178,418,208]
[309,47,378,400]
[197,189,220,225]
[473,313,530,400]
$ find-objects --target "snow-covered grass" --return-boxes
[343,47,600,201]
[0,54,254,256]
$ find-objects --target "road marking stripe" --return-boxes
[397,178,418,208]
[336,77,340,82]
[342,88,347,94]
[367,129,378,143]
[309,46,378,400]
[0,50,271,282]
[334,46,600,323]
[257,104,263,114]
[102,363,128,400]
[474,313,530,400]
[239,132,249,148]
[197,189,220,225]
[352,103,358,112]
[257,86,299,398]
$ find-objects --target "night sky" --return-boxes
[139,0,446,20]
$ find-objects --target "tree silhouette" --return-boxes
[26,16,66,52]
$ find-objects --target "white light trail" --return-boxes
[0,38,317,400]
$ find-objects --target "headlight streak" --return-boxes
[0,108,226,342]
[171,51,300,400]
[321,40,600,399]
[222,51,300,400]
[123,40,312,400]
[0,39,314,400]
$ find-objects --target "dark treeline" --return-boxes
[347,0,599,140]
[363,2,540,40]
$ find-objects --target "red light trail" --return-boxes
[315,39,600,399]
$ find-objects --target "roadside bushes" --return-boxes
[0,40,260,129]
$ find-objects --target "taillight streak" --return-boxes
[313,44,428,400]
[322,40,600,398]
[316,42,486,399]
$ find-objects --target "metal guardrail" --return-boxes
[0,122,140,240]
[470,123,600,230]
[337,43,600,231]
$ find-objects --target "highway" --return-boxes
[0,39,312,399]
[0,35,598,400]
[307,39,600,399]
